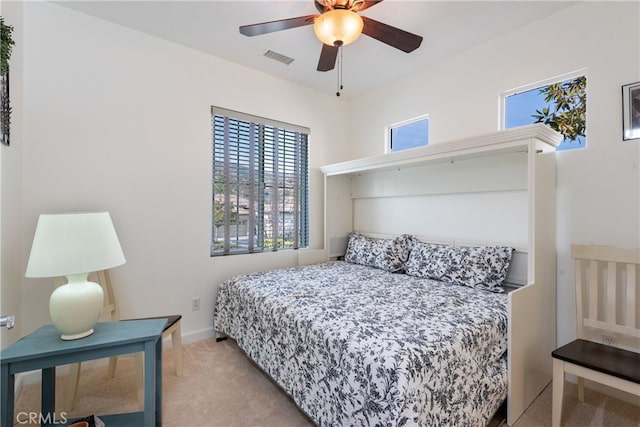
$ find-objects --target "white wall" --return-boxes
[347,1,640,347]
[13,1,350,338]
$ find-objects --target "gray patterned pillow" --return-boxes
[405,242,455,280]
[345,233,415,272]
[445,246,514,292]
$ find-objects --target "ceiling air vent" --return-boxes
[263,50,295,65]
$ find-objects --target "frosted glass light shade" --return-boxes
[313,9,364,46]
[26,212,126,340]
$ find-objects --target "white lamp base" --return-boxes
[50,273,104,340]
[61,328,95,341]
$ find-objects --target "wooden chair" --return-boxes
[59,270,184,411]
[551,245,640,427]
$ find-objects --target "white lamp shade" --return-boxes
[313,9,364,47]
[26,212,126,278]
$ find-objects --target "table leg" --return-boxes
[155,336,162,427]
[1,364,15,427]
[143,339,156,427]
[41,367,56,426]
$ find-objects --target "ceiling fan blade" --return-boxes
[361,16,423,53]
[317,44,339,72]
[352,1,384,12]
[240,15,317,37]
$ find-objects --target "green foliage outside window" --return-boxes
[532,76,586,142]
[263,237,296,250]
[1,17,14,75]
[213,200,237,228]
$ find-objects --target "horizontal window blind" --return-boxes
[211,107,309,256]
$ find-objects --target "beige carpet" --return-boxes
[13,337,639,426]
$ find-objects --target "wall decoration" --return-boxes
[1,17,15,147]
[1,71,9,146]
[622,81,640,141]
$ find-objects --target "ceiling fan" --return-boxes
[239,0,423,72]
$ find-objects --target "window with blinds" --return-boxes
[211,107,309,256]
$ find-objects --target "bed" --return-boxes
[214,125,562,426]
[214,233,518,426]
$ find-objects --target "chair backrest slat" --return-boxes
[606,261,616,323]
[575,257,584,339]
[588,259,599,325]
[626,263,637,328]
[96,269,120,321]
[572,244,640,353]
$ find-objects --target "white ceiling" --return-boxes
[56,0,577,98]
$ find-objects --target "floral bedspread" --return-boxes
[213,261,508,426]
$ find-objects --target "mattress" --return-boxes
[214,261,509,426]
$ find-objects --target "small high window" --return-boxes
[387,115,429,153]
[503,73,587,151]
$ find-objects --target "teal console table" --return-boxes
[1,319,166,427]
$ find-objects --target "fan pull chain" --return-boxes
[336,46,343,97]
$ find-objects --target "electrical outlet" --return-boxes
[603,335,616,346]
[191,297,200,312]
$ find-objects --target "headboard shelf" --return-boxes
[348,150,529,200]
[321,124,560,177]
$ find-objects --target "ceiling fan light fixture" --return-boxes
[313,9,363,47]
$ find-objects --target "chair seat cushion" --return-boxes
[552,339,640,384]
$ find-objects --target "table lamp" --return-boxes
[25,212,126,340]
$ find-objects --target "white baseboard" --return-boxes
[181,326,215,344]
